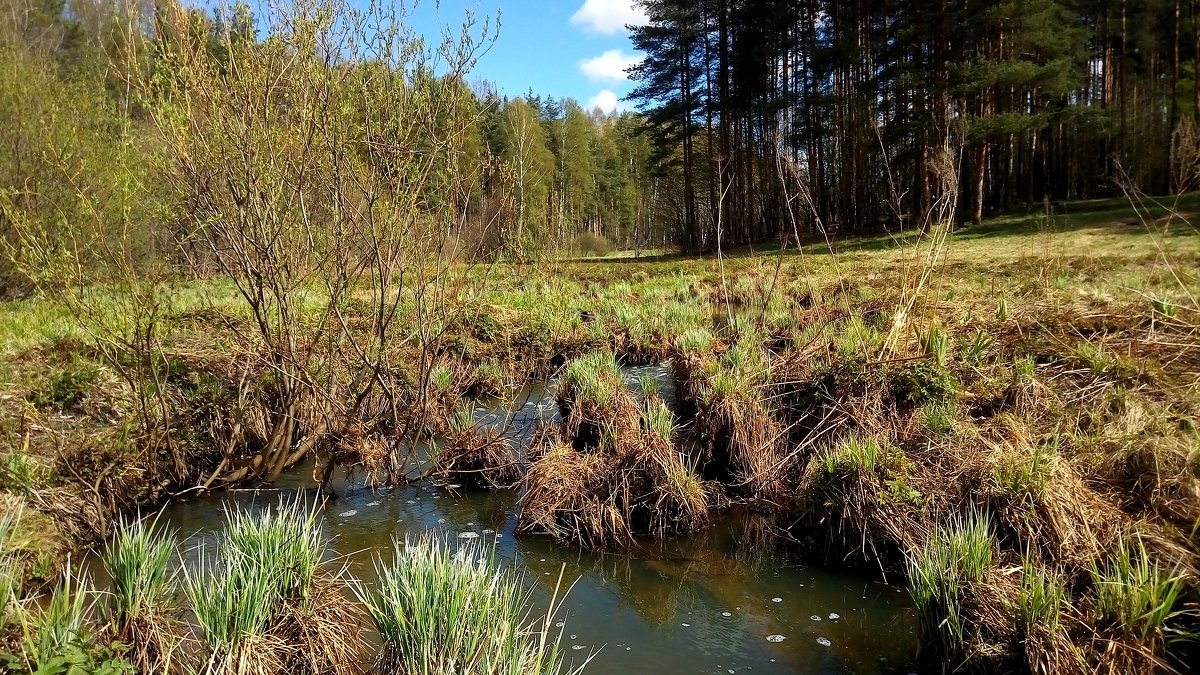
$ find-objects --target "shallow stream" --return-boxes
[145,365,921,674]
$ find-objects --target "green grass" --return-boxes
[1018,556,1067,635]
[560,351,622,407]
[355,537,585,675]
[431,364,455,393]
[636,372,661,399]
[833,315,880,360]
[0,506,20,626]
[920,400,959,435]
[183,500,325,656]
[820,434,884,477]
[674,327,713,356]
[642,401,676,443]
[994,439,1056,504]
[1091,538,1188,640]
[918,325,951,367]
[907,509,995,651]
[102,514,175,632]
[2,447,45,498]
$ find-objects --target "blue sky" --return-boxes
[405,0,647,112]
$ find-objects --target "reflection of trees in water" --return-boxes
[428,486,516,532]
[514,510,790,629]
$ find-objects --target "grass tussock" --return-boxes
[102,514,179,673]
[906,509,998,657]
[800,434,923,559]
[691,342,788,500]
[518,354,710,547]
[183,500,361,675]
[355,537,585,675]
[431,411,521,488]
[557,350,640,450]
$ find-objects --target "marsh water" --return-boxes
[146,365,921,674]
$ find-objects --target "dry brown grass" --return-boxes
[431,426,521,488]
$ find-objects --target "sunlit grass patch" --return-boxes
[183,500,360,674]
[1017,556,1067,636]
[907,509,995,652]
[102,514,178,672]
[819,434,884,478]
[1091,537,1189,641]
[356,537,585,675]
[993,439,1056,504]
[559,351,623,409]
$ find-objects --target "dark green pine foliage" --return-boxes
[628,0,1196,251]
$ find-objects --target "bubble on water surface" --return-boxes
[721,611,732,617]
[366,501,381,507]
[555,621,564,628]
[571,645,586,651]
[816,637,832,647]
[482,529,495,534]
[681,623,691,627]
[459,532,479,539]
[406,500,417,505]
[448,484,462,489]
[765,635,785,643]
[810,615,822,621]
[771,598,782,603]
[338,510,358,517]
[437,518,445,523]
[828,613,840,620]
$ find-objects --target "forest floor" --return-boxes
[1,192,1199,673]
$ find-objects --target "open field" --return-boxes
[1,195,1199,673]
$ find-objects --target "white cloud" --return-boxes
[586,89,629,114]
[569,0,649,35]
[580,49,642,84]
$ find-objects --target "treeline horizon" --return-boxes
[0,0,671,300]
[629,0,1199,252]
[2,0,1197,290]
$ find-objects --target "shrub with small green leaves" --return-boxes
[891,362,956,406]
